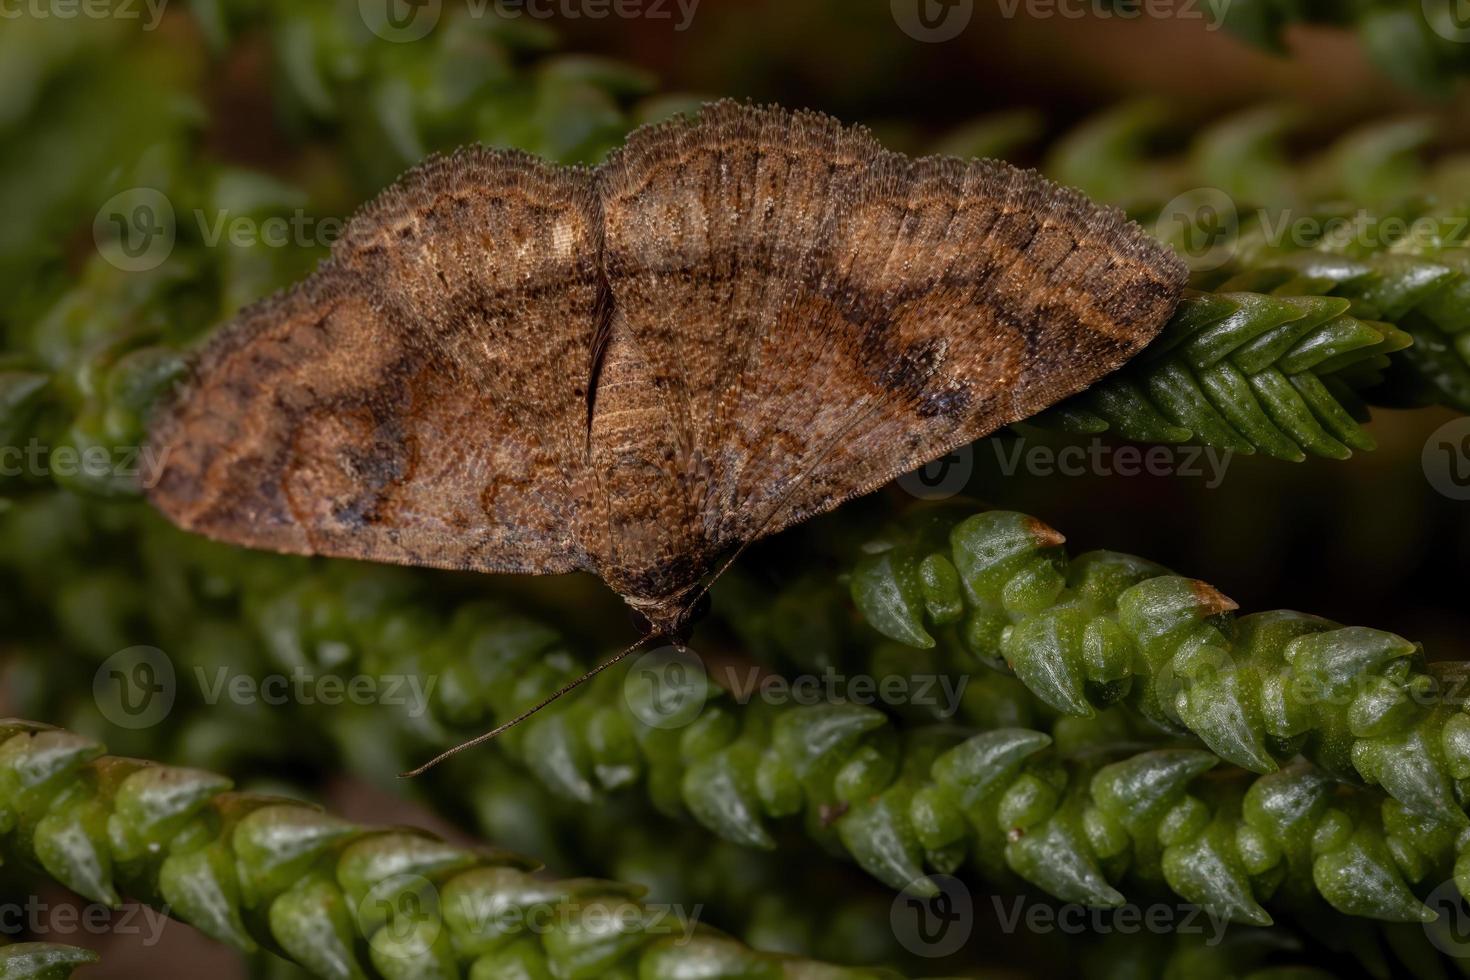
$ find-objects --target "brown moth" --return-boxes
[149,101,1187,642]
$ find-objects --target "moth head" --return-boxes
[625,586,711,645]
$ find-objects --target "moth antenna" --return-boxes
[400,631,656,778]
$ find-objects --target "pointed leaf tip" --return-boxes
[1190,581,1239,615]
[1024,517,1066,548]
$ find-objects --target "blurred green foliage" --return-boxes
[1216,0,1470,97]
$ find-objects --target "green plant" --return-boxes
[0,943,97,980]
[0,720,895,980]
[8,505,1466,934]
[7,3,1470,978]
[1037,103,1470,414]
[851,507,1470,828]
[1212,1,1470,97]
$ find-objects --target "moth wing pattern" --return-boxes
[150,101,1189,620]
[148,148,607,575]
[590,102,889,598]
[597,101,1189,553]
